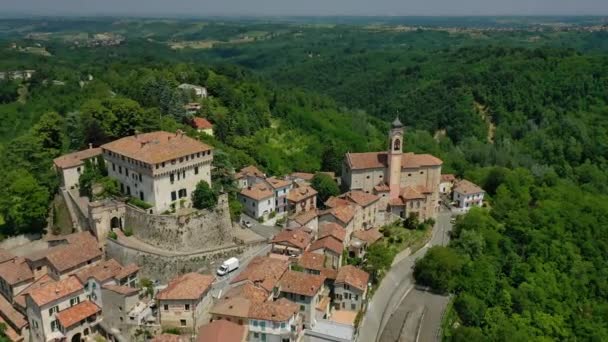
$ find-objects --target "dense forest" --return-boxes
[0,17,607,340]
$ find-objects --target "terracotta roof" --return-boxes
[290,172,315,181]
[0,257,33,285]
[210,297,251,319]
[151,334,189,342]
[197,320,246,342]
[0,249,15,264]
[265,177,291,190]
[321,205,355,225]
[287,186,317,203]
[298,252,325,270]
[240,183,274,201]
[102,284,139,296]
[320,268,339,280]
[352,228,383,244]
[345,152,442,170]
[28,276,83,307]
[318,222,347,242]
[231,257,289,293]
[13,274,55,309]
[271,229,312,250]
[0,294,27,330]
[309,236,344,255]
[279,271,325,297]
[248,298,298,322]
[454,179,484,195]
[235,165,264,179]
[441,174,456,182]
[44,233,102,272]
[325,196,351,209]
[101,131,212,165]
[290,210,317,226]
[53,147,102,169]
[0,316,22,342]
[114,263,139,280]
[192,117,213,129]
[74,259,123,284]
[157,273,214,301]
[345,191,379,207]
[400,186,425,200]
[374,183,390,192]
[223,283,268,304]
[56,300,100,328]
[336,265,369,291]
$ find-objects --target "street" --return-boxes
[357,210,453,342]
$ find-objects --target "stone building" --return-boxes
[101,131,213,214]
[248,298,302,342]
[287,185,317,215]
[277,271,327,329]
[341,118,443,220]
[53,146,102,190]
[333,265,369,312]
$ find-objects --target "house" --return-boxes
[230,257,289,295]
[178,84,208,98]
[248,298,302,342]
[277,271,327,328]
[349,228,383,258]
[265,177,293,215]
[287,185,317,214]
[297,253,338,283]
[152,333,189,342]
[338,191,380,231]
[99,284,141,340]
[439,174,456,194]
[318,222,347,246]
[318,205,356,238]
[453,179,485,212]
[308,236,344,270]
[0,294,28,342]
[12,274,55,314]
[102,131,213,213]
[53,146,102,190]
[271,229,313,257]
[238,183,275,220]
[74,259,139,307]
[191,117,214,136]
[156,273,215,333]
[209,283,268,324]
[334,266,369,311]
[197,319,247,342]
[26,276,101,342]
[287,210,318,234]
[184,103,202,115]
[235,165,265,189]
[0,257,34,301]
[342,118,442,220]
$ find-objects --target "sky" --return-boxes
[2,0,608,17]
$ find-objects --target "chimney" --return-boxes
[88,143,93,149]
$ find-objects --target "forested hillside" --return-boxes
[0,18,607,340]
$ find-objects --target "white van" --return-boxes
[217,257,239,276]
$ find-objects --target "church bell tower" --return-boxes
[387,117,404,199]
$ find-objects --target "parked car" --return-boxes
[217,257,239,276]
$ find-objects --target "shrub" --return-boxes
[128,197,152,210]
[123,227,133,237]
[163,328,181,335]
[108,231,117,240]
[192,181,218,209]
[269,211,277,219]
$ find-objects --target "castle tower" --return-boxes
[387,117,404,199]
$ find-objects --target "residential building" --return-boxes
[178,84,208,98]
[277,271,327,328]
[53,146,102,190]
[209,283,267,325]
[99,284,141,339]
[349,228,383,258]
[342,118,442,220]
[287,185,317,214]
[439,174,456,194]
[287,210,318,234]
[191,117,214,136]
[335,191,380,231]
[157,273,215,333]
[152,333,189,342]
[26,276,101,342]
[270,229,313,257]
[265,177,293,215]
[0,294,28,342]
[318,205,356,238]
[0,257,34,301]
[453,179,485,212]
[333,266,369,311]
[235,165,265,190]
[184,103,202,115]
[297,253,338,283]
[197,319,247,342]
[74,259,139,307]
[239,183,275,220]
[318,222,347,246]
[308,236,344,269]
[248,298,302,342]
[230,257,289,295]
[102,131,213,213]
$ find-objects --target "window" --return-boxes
[139,191,144,201]
[182,171,186,179]
[366,175,370,179]
[351,303,356,310]
[50,320,59,332]
[170,173,175,183]
[299,305,305,311]
[260,321,266,330]
[138,174,142,182]
[253,320,258,327]
[299,295,305,300]
[420,171,424,174]
[112,164,115,171]
[70,296,80,306]
[162,162,165,167]
[408,173,411,177]
[393,138,400,151]
[194,166,199,175]
[77,167,81,173]
[261,333,266,341]
[171,191,177,202]
[120,183,124,193]
[179,158,183,163]
[49,306,59,316]
[180,319,187,327]
[253,333,259,338]
[344,284,350,290]
[164,305,169,311]
[281,322,286,329]
[179,189,187,198]
[119,166,122,174]
[156,164,159,169]
[127,186,131,196]
[185,304,190,311]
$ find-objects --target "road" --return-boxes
[357,210,452,342]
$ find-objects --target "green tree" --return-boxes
[311,173,340,206]
[1,170,50,235]
[413,246,464,294]
[192,181,218,210]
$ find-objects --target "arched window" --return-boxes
[393,138,401,151]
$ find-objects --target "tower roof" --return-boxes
[391,117,403,128]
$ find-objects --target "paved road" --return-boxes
[357,211,453,342]
[240,214,281,239]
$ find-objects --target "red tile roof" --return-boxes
[289,172,315,181]
[454,179,484,194]
[352,228,383,244]
[344,191,379,207]
[240,183,274,201]
[28,276,83,307]
[325,196,352,209]
[231,257,289,293]
[151,334,189,342]
[13,274,55,309]
[53,147,102,169]
[345,152,442,170]
[0,316,22,342]
[223,283,268,304]
[102,284,139,296]
[197,320,246,342]
[279,271,325,297]
[157,273,214,301]
[400,186,425,200]
[265,177,291,189]
[271,229,312,250]
[321,205,355,225]
[0,249,15,264]
[373,183,390,192]
[74,259,123,284]
[441,174,456,182]
[290,210,318,226]
[298,252,325,270]
[0,294,27,330]
[248,298,298,322]
[335,265,370,292]
[287,186,317,203]
[102,131,212,165]
[56,300,100,328]
[0,257,33,285]
[210,296,251,319]
[43,232,103,273]
[318,222,347,242]
[114,263,140,280]
[235,165,264,179]
[309,236,344,255]
[192,117,213,129]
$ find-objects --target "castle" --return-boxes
[341,118,443,220]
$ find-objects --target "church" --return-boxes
[341,118,442,220]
